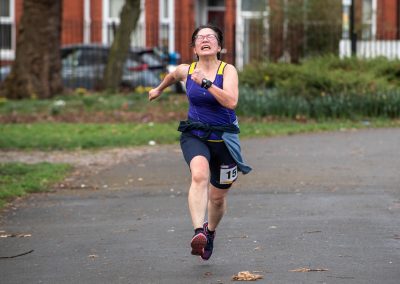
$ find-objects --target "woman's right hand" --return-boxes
[148,88,162,101]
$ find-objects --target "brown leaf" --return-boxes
[204,272,213,277]
[232,271,263,281]
[290,267,329,272]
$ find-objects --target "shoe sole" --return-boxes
[191,233,207,256]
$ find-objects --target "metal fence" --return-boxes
[235,21,400,68]
[1,21,400,90]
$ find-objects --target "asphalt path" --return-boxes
[1,128,399,284]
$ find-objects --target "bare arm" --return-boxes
[191,64,239,109]
[148,64,189,101]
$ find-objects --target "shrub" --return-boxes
[237,87,400,119]
[239,55,400,99]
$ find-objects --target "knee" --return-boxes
[210,195,225,208]
[191,169,209,186]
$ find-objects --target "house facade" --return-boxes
[1,0,399,69]
[340,0,400,58]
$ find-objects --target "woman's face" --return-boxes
[193,28,221,58]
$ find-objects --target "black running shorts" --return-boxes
[180,132,238,189]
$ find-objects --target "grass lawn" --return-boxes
[0,163,72,208]
[0,119,399,150]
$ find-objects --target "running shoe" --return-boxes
[201,222,215,260]
[190,231,207,256]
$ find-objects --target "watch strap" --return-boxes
[201,79,212,89]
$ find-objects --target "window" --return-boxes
[105,0,124,43]
[241,0,267,12]
[109,0,124,18]
[208,0,224,7]
[361,0,373,39]
[161,0,169,19]
[243,18,266,64]
[159,0,174,53]
[103,0,145,46]
[206,0,225,30]
[236,0,268,69]
[0,0,10,17]
[398,0,400,38]
[342,2,351,39]
[0,0,13,51]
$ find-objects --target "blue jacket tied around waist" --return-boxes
[178,120,252,174]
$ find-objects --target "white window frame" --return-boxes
[0,0,15,60]
[371,0,377,39]
[102,0,145,46]
[236,0,269,69]
[159,0,174,53]
[102,0,120,44]
[83,0,91,43]
[361,0,374,39]
[196,0,225,26]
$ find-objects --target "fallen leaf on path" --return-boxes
[232,271,263,281]
[290,267,328,272]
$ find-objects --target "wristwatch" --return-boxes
[201,78,212,89]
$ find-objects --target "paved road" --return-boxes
[1,128,399,284]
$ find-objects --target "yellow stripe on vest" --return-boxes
[188,62,197,75]
[217,62,227,75]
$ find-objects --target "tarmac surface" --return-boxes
[1,128,399,284]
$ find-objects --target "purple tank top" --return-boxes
[185,61,237,139]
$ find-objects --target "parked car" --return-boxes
[0,44,163,90]
[131,46,184,93]
[61,44,161,90]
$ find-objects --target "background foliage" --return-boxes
[238,56,400,118]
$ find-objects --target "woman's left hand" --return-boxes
[191,69,206,85]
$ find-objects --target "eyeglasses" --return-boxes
[195,34,218,42]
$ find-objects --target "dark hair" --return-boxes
[191,24,224,60]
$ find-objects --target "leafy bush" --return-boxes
[239,55,400,99]
[237,87,400,119]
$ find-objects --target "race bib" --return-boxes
[219,164,238,184]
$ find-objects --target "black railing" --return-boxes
[1,22,399,90]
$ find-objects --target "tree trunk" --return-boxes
[103,0,141,91]
[0,0,63,99]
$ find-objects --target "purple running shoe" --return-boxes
[201,222,215,260]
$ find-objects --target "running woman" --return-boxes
[148,24,251,260]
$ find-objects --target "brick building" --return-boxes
[1,0,400,68]
[340,0,400,58]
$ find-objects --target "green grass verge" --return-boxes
[239,119,400,137]
[0,162,72,208]
[0,92,187,116]
[0,122,179,150]
[1,119,399,150]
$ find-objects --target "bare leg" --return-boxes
[188,156,210,229]
[207,184,229,231]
